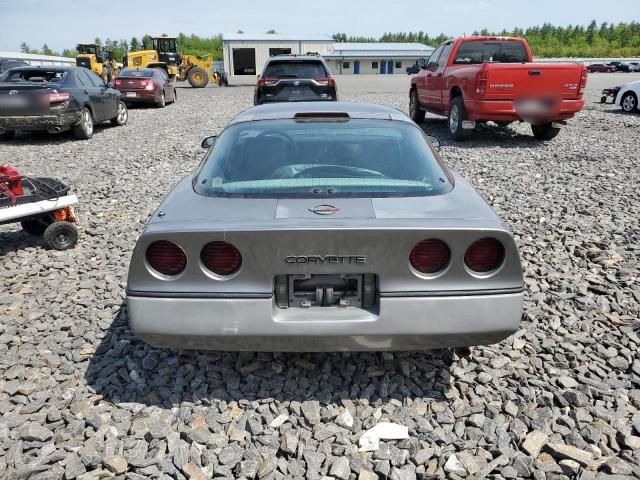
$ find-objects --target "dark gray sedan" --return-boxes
[126,102,524,351]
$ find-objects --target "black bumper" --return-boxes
[0,111,81,132]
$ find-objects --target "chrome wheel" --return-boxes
[117,102,127,123]
[622,94,636,112]
[449,105,459,132]
[83,109,93,136]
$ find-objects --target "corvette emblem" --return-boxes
[308,204,340,215]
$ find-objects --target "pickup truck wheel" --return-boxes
[531,123,561,140]
[73,108,94,140]
[409,89,425,123]
[621,92,637,113]
[448,96,471,140]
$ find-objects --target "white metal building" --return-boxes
[0,51,75,67]
[222,33,334,77]
[222,35,434,77]
[325,43,434,75]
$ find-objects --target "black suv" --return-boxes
[606,61,631,73]
[254,55,337,105]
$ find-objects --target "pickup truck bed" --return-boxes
[409,36,587,140]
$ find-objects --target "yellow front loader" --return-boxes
[123,36,227,88]
[75,44,120,82]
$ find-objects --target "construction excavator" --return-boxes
[122,35,227,88]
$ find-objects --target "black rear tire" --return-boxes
[73,108,94,140]
[448,96,472,140]
[0,131,16,141]
[531,123,561,140]
[43,221,78,251]
[157,93,166,108]
[409,89,425,123]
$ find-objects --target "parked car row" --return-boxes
[587,61,640,73]
[0,65,179,141]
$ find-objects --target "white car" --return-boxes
[629,61,640,72]
[615,80,640,113]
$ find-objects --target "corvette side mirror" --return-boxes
[427,135,441,149]
[201,136,217,149]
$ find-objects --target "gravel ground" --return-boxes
[1,76,639,480]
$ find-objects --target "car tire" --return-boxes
[187,67,208,88]
[621,92,638,113]
[448,96,472,140]
[73,107,94,140]
[0,130,16,141]
[409,89,425,123]
[531,123,561,140]
[43,221,78,251]
[172,89,177,103]
[21,218,51,236]
[157,93,166,108]
[110,101,128,126]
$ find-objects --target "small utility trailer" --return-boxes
[601,86,621,104]
[0,166,79,250]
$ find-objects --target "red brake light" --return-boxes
[409,239,450,274]
[578,69,588,97]
[475,70,488,95]
[145,81,154,91]
[257,77,278,87]
[48,92,69,103]
[464,238,505,273]
[315,77,336,86]
[201,241,242,276]
[114,78,121,86]
[146,241,187,276]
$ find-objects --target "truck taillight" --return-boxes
[48,92,70,103]
[257,77,278,87]
[475,71,488,95]
[578,69,588,97]
[315,77,336,86]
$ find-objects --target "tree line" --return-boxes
[18,21,640,60]
[334,21,640,58]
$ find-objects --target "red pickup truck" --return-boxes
[409,36,587,140]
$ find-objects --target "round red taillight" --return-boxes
[464,238,505,273]
[201,241,242,276]
[409,239,450,274]
[146,241,187,276]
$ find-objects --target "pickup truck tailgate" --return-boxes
[483,63,584,100]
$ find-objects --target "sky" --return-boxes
[0,0,639,53]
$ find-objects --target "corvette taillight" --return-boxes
[465,238,505,273]
[146,241,187,276]
[201,241,242,275]
[409,239,450,274]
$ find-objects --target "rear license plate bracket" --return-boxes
[275,273,377,309]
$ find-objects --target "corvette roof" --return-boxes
[229,102,412,124]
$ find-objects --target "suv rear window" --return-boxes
[453,41,528,64]
[194,119,451,198]
[263,60,327,78]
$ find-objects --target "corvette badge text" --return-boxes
[285,255,366,264]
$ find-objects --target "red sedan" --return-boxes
[114,68,176,107]
[586,63,615,73]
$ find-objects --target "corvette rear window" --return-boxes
[194,119,452,198]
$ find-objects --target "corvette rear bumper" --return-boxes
[127,291,524,351]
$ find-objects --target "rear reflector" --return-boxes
[465,238,505,273]
[409,239,450,274]
[146,241,187,276]
[201,241,242,275]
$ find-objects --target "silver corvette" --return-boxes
[127,102,524,351]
